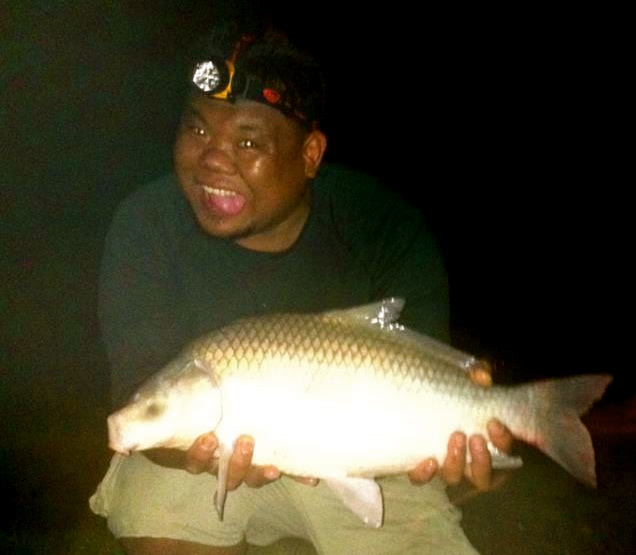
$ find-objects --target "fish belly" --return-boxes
[212,358,512,479]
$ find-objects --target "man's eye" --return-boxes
[180,117,205,136]
[239,139,257,149]
[188,125,206,137]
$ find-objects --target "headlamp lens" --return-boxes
[192,60,228,94]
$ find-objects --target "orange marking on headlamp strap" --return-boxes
[211,60,235,100]
[263,88,281,104]
[215,34,256,100]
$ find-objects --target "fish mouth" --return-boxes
[108,441,138,455]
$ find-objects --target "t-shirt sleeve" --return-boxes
[372,211,450,342]
[98,185,183,408]
[318,166,450,341]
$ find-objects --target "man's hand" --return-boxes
[142,433,280,489]
[145,433,317,491]
[186,433,281,490]
[408,360,515,491]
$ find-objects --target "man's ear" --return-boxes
[302,130,327,178]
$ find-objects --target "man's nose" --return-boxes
[198,140,236,173]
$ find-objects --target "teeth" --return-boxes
[203,186,237,197]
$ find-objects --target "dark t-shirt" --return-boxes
[99,164,449,407]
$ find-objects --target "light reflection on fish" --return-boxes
[107,298,612,527]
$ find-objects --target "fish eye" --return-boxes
[144,402,164,418]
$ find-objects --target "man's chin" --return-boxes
[194,215,251,242]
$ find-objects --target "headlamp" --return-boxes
[190,36,313,126]
[191,58,288,114]
[192,57,234,99]
[190,61,313,127]
[191,55,251,102]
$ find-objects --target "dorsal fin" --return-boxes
[322,297,405,330]
[322,297,479,374]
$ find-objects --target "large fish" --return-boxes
[107,298,612,527]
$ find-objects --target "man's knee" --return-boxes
[119,537,247,555]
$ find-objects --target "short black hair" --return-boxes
[188,25,326,127]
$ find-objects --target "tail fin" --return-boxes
[519,374,612,487]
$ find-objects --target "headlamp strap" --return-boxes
[229,34,256,65]
[192,33,313,125]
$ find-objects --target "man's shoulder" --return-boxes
[314,163,384,196]
[111,174,193,231]
[115,174,182,218]
[313,164,421,230]
[314,163,418,212]
[106,174,195,250]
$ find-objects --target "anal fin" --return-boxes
[324,476,384,528]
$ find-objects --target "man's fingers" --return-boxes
[291,475,319,487]
[226,435,255,490]
[467,434,492,490]
[469,360,493,388]
[408,458,438,485]
[184,432,218,474]
[243,465,281,488]
[226,436,282,490]
[441,431,466,485]
[487,419,514,453]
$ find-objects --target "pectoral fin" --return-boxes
[213,443,233,520]
[324,476,384,528]
[488,444,523,469]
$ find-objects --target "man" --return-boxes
[90,27,512,555]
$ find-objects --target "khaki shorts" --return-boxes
[90,454,479,555]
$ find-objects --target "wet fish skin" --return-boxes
[107,298,612,527]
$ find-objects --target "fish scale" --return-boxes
[107,298,612,527]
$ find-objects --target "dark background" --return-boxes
[1,1,633,553]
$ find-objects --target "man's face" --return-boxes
[174,93,324,252]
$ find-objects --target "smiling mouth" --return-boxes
[201,185,246,216]
[203,185,238,197]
